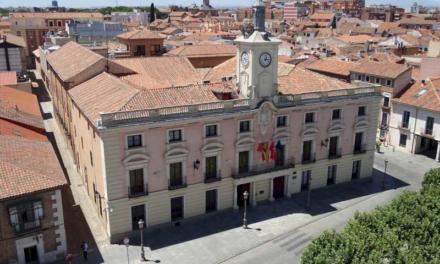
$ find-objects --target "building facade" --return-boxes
[40,8,381,244]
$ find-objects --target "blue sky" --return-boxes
[0,0,437,9]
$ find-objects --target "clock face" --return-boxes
[259,52,272,68]
[241,52,249,67]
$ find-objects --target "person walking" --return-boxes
[80,241,89,261]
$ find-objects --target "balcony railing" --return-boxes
[353,144,367,154]
[99,86,381,128]
[420,127,434,137]
[12,219,42,234]
[301,153,316,164]
[204,170,222,183]
[398,121,409,130]
[328,148,342,159]
[128,184,148,198]
[169,177,187,190]
[232,157,295,179]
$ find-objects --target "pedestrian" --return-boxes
[65,253,73,264]
[81,241,89,261]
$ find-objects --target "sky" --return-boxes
[0,0,438,9]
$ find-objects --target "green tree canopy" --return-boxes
[301,168,440,264]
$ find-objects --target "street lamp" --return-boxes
[123,237,130,264]
[243,191,249,229]
[138,219,146,262]
[383,159,389,189]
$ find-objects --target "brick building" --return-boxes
[332,0,365,17]
[116,29,165,57]
[166,44,236,68]
[360,5,404,22]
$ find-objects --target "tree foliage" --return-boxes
[149,3,155,23]
[301,168,440,264]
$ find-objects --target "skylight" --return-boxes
[414,88,427,98]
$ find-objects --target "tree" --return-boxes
[149,3,155,23]
[301,168,440,264]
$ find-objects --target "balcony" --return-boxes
[420,127,434,138]
[398,121,410,131]
[204,170,222,183]
[12,219,42,234]
[328,148,342,159]
[353,144,367,154]
[168,177,187,190]
[128,184,148,198]
[301,153,316,165]
[231,157,295,179]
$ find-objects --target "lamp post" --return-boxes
[138,219,146,262]
[243,191,249,229]
[123,237,130,264]
[383,159,389,189]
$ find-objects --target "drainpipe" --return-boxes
[411,107,419,154]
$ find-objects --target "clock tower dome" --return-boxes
[235,0,281,100]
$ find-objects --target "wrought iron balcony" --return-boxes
[353,144,367,154]
[398,121,409,130]
[232,157,295,179]
[204,170,222,183]
[128,184,148,198]
[168,177,187,190]
[11,219,42,234]
[328,148,342,159]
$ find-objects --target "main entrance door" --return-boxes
[24,246,38,263]
[237,183,251,207]
[273,176,285,199]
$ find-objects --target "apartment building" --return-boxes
[9,12,103,66]
[0,87,67,263]
[41,3,381,243]
[389,78,440,162]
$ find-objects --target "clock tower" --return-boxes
[235,0,281,100]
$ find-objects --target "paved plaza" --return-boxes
[36,73,439,264]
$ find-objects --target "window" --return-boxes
[357,74,362,81]
[302,140,314,163]
[301,170,311,191]
[332,109,341,120]
[327,165,337,185]
[386,80,392,86]
[358,106,366,116]
[205,189,217,212]
[129,168,145,196]
[426,117,434,135]
[239,120,251,133]
[205,124,218,137]
[127,134,142,148]
[90,151,93,167]
[131,204,145,230]
[352,160,361,179]
[81,137,84,149]
[328,136,339,158]
[9,201,43,233]
[169,162,183,187]
[205,156,218,180]
[238,151,250,174]
[399,133,407,147]
[275,143,285,167]
[57,20,62,27]
[402,111,410,128]
[383,97,390,107]
[171,196,184,221]
[16,31,21,36]
[354,132,364,153]
[305,112,315,124]
[48,21,54,27]
[168,129,182,143]
[366,76,370,82]
[375,77,381,84]
[276,116,287,127]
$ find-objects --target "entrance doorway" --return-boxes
[416,136,438,159]
[237,183,251,207]
[24,246,39,263]
[273,176,285,199]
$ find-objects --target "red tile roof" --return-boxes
[0,71,17,86]
[167,44,237,58]
[393,78,440,113]
[306,58,358,77]
[351,61,411,79]
[0,135,67,201]
[117,29,164,40]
